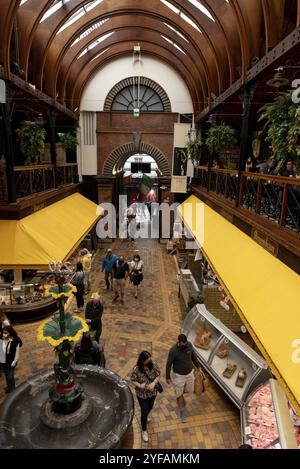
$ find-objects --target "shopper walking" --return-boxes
[130,351,161,443]
[166,334,201,422]
[130,254,144,299]
[1,325,23,393]
[102,249,117,291]
[79,248,92,293]
[71,262,85,312]
[112,255,129,305]
[85,293,104,343]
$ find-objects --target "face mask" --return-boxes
[145,361,153,370]
[134,259,139,263]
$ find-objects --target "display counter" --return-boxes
[0,276,57,323]
[179,269,201,307]
[183,304,272,409]
[183,305,299,449]
[241,379,298,449]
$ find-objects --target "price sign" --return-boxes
[252,363,257,371]
[245,426,251,435]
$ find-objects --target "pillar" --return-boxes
[0,81,16,202]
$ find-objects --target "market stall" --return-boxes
[183,305,299,449]
[0,193,101,322]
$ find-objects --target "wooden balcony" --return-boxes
[0,163,81,220]
[191,167,300,272]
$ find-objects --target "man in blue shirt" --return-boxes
[102,248,117,291]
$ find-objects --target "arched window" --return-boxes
[112,84,164,112]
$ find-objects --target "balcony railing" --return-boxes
[193,167,300,234]
[14,163,78,199]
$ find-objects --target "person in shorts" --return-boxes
[166,334,201,421]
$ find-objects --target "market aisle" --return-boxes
[0,239,240,449]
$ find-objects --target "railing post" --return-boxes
[42,167,46,191]
[238,174,244,207]
[225,173,228,198]
[279,183,289,226]
[29,169,33,196]
[256,179,262,214]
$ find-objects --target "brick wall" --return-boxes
[204,285,244,332]
[96,112,177,174]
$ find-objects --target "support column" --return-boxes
[0,81,16,202]
[47,106,57,188]
[95,175,116,241]
[236,84,256,207]
[13,269,22,284]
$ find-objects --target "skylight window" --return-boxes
[91,48,109,61]
[164,23,189,42]
[71,19,109,46]
[188,0,215,22]
[161,35,186,55]
[180,12,201,32]
[77,32,114,59]
[57,0,104,34]
[160,0,201,33]
[40,0,71,23]
[161,0,180,14]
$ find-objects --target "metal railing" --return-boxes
[14,163,78,199]
[193,167,300,234]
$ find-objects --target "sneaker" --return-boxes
[134,293,138,299]
[142,431,149,442]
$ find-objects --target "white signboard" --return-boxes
[171,176,187,193]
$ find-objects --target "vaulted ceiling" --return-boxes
[0,0,299,112]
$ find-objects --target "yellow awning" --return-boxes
[0,193,101,269]
[179,195,300,413]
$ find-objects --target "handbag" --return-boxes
[194,368,206,396]
[155,382,164,393]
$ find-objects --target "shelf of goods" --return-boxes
[183,304,299,449]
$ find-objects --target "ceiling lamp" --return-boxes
[267,67,290,89]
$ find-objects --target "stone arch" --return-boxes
[103,142,171,177]
[103,76,172,112]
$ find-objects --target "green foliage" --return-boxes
[16,120,46,165]
[206,124,238,157]
[59,133,78,151]
[186,137,202,167]
[258,91,300,172]
[222,160,236,170]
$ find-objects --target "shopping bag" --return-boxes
[194,368,206,396]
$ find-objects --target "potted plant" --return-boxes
[206,123,238,160]
[58,133,78,153]
[186,137,202,167]
[258,91,300,172]
[16,120,46,165]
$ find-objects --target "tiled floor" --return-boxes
[0,239,241,449]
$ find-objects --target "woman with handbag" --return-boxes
[130,254,144,299]
[130,351,161,443]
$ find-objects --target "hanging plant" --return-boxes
[258,91,300,172]
[59,133,78,152]
[16,120,46,165]
[205,124,238,158]
[186,137,203,167]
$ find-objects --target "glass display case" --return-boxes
[183,304,272,409]
[241,379,298,449]
[0,274,57,323]
[179,269,201,307]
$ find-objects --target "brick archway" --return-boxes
[103,142,171,176]
[103,77,172,112]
